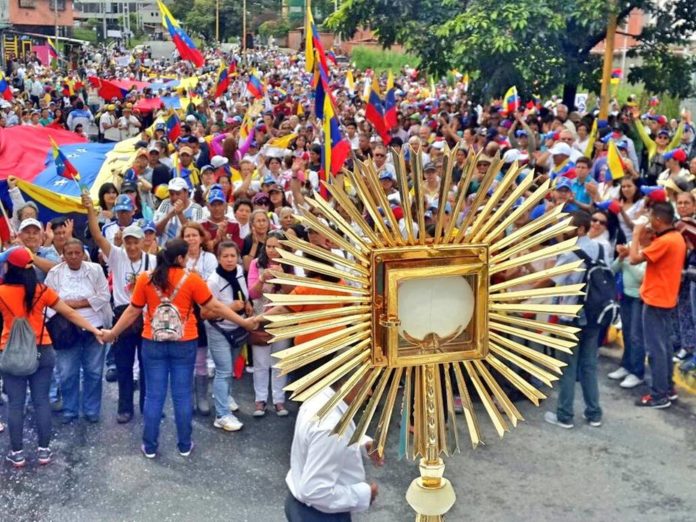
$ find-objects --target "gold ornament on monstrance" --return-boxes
[263,144,583,520]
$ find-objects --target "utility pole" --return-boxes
[599,0,618,120]
[216,0,220,43]
[54,0,59,42]
[242,0,247,53]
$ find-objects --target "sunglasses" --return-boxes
[591,218,607,225]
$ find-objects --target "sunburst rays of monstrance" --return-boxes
[263,145,583,520]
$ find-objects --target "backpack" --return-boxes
[150,272,190,342]
[575,244,619,327]
[0,296,44,377]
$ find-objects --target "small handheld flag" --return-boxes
[213,62,231,99]
[165,111,182,142]
[0,72,13,101]
[246,74,264,99]
[157,0,205,68]
[47,38,59,59]
[50,137,86,192]
[504,86,520,114]
[606,140,625,180]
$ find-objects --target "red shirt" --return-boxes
[200,219,243,250]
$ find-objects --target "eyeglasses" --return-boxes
[591,218,607,225]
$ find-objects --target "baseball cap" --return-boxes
[211,155,229,168]
[423,162,438,172]
[178,146,193,156]
[121,181,138,193]
[185,114,197,122]
[663,148,687,163]
[515,130,529,138]
[268,184,283,193]
[252,192,271,206]
[168,177,189,192]
[122,224,144,239]
[262,174,275,185]
[148,144,160,153]
[201,164,215,173]
[207,189,226,204]
[114,194,135,212]
[18,218,42,232]
[554,177,573,191]
[0,247,33,268]
[155,122,166,131]
[379,171,397,182]
[548,142,572,157]
[640,185,667,202]
[142,221,157,233]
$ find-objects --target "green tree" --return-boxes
[327,0,696,104]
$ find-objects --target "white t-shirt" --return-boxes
[107,246,157,307]
[185,251,218,280]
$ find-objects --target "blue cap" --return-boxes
[142,221,156,233]
[207,189,226,204]
[262,174,275,185]
[155,122,166,131]
[515,130,528,138]
[114,194,134,212]
[554,177,573,191]
[379,171,397,181]
[201,164,215,173]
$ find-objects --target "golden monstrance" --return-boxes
[264,145,582,520]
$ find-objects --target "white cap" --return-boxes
[548,142,572,157]
[502,149,521,164]
[167,177,189,192]
[185,114,197,123]
[210,155,229,168]
[122,224,144,239]
[18,218,42,232]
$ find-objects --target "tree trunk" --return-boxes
[562,83,578,111]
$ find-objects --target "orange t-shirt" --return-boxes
[287,284,347,346]
[130,268,213,341]
[0,285,60,350]
[640,229,686,308]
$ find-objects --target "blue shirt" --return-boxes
[572,178,595,206]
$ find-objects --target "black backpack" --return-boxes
[575,244,619,327]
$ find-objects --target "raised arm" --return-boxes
[82,193,112,257]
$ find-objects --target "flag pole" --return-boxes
[599,0,618,120]
[0,198,16,237]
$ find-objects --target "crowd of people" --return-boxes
[0,40,695,518]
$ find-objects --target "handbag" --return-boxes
[207,320,249,349]
[46,314,81,349]
[248,327,272,346]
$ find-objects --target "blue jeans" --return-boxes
[556,326,602,424]
[141,339,197,454]
[55,331,105,419]
[205,324,240,418]
[642,304,675,400]
[619,295,645,378]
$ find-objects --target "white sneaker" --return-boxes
[213,414,244,432]
[245,366,254,374]
[608,367,630,380]
[228,396,239,412]
[544,411,574,429]
[619,374,644,389]
[673,348,689,362]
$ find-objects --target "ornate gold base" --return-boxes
[406,458,456,521]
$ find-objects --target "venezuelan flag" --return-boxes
[246,74,264,99]
[606,140,625,180]
[304,1,329,75]
[326,50,337,66]
[213,62,231,99]
[165,111,182,142]
[366,77,391,144]
[157,0,205,68]
[50,137,81,184]
[384,70,398,130]
[504,86,520,114]
[321,94,350,197]
[47,38,59,59]
[0,73,12,101]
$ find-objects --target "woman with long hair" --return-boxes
[247,231,294,417]
[617,176,645,243]
[180,222,218,414]
[97,182,119,224]
[0,247,103,467]
[102,239,258,459]
[202,241,251,430]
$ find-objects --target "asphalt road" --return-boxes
[1,350,695,522]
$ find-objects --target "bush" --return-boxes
[350,46,419,72]
[259,19,291,38]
